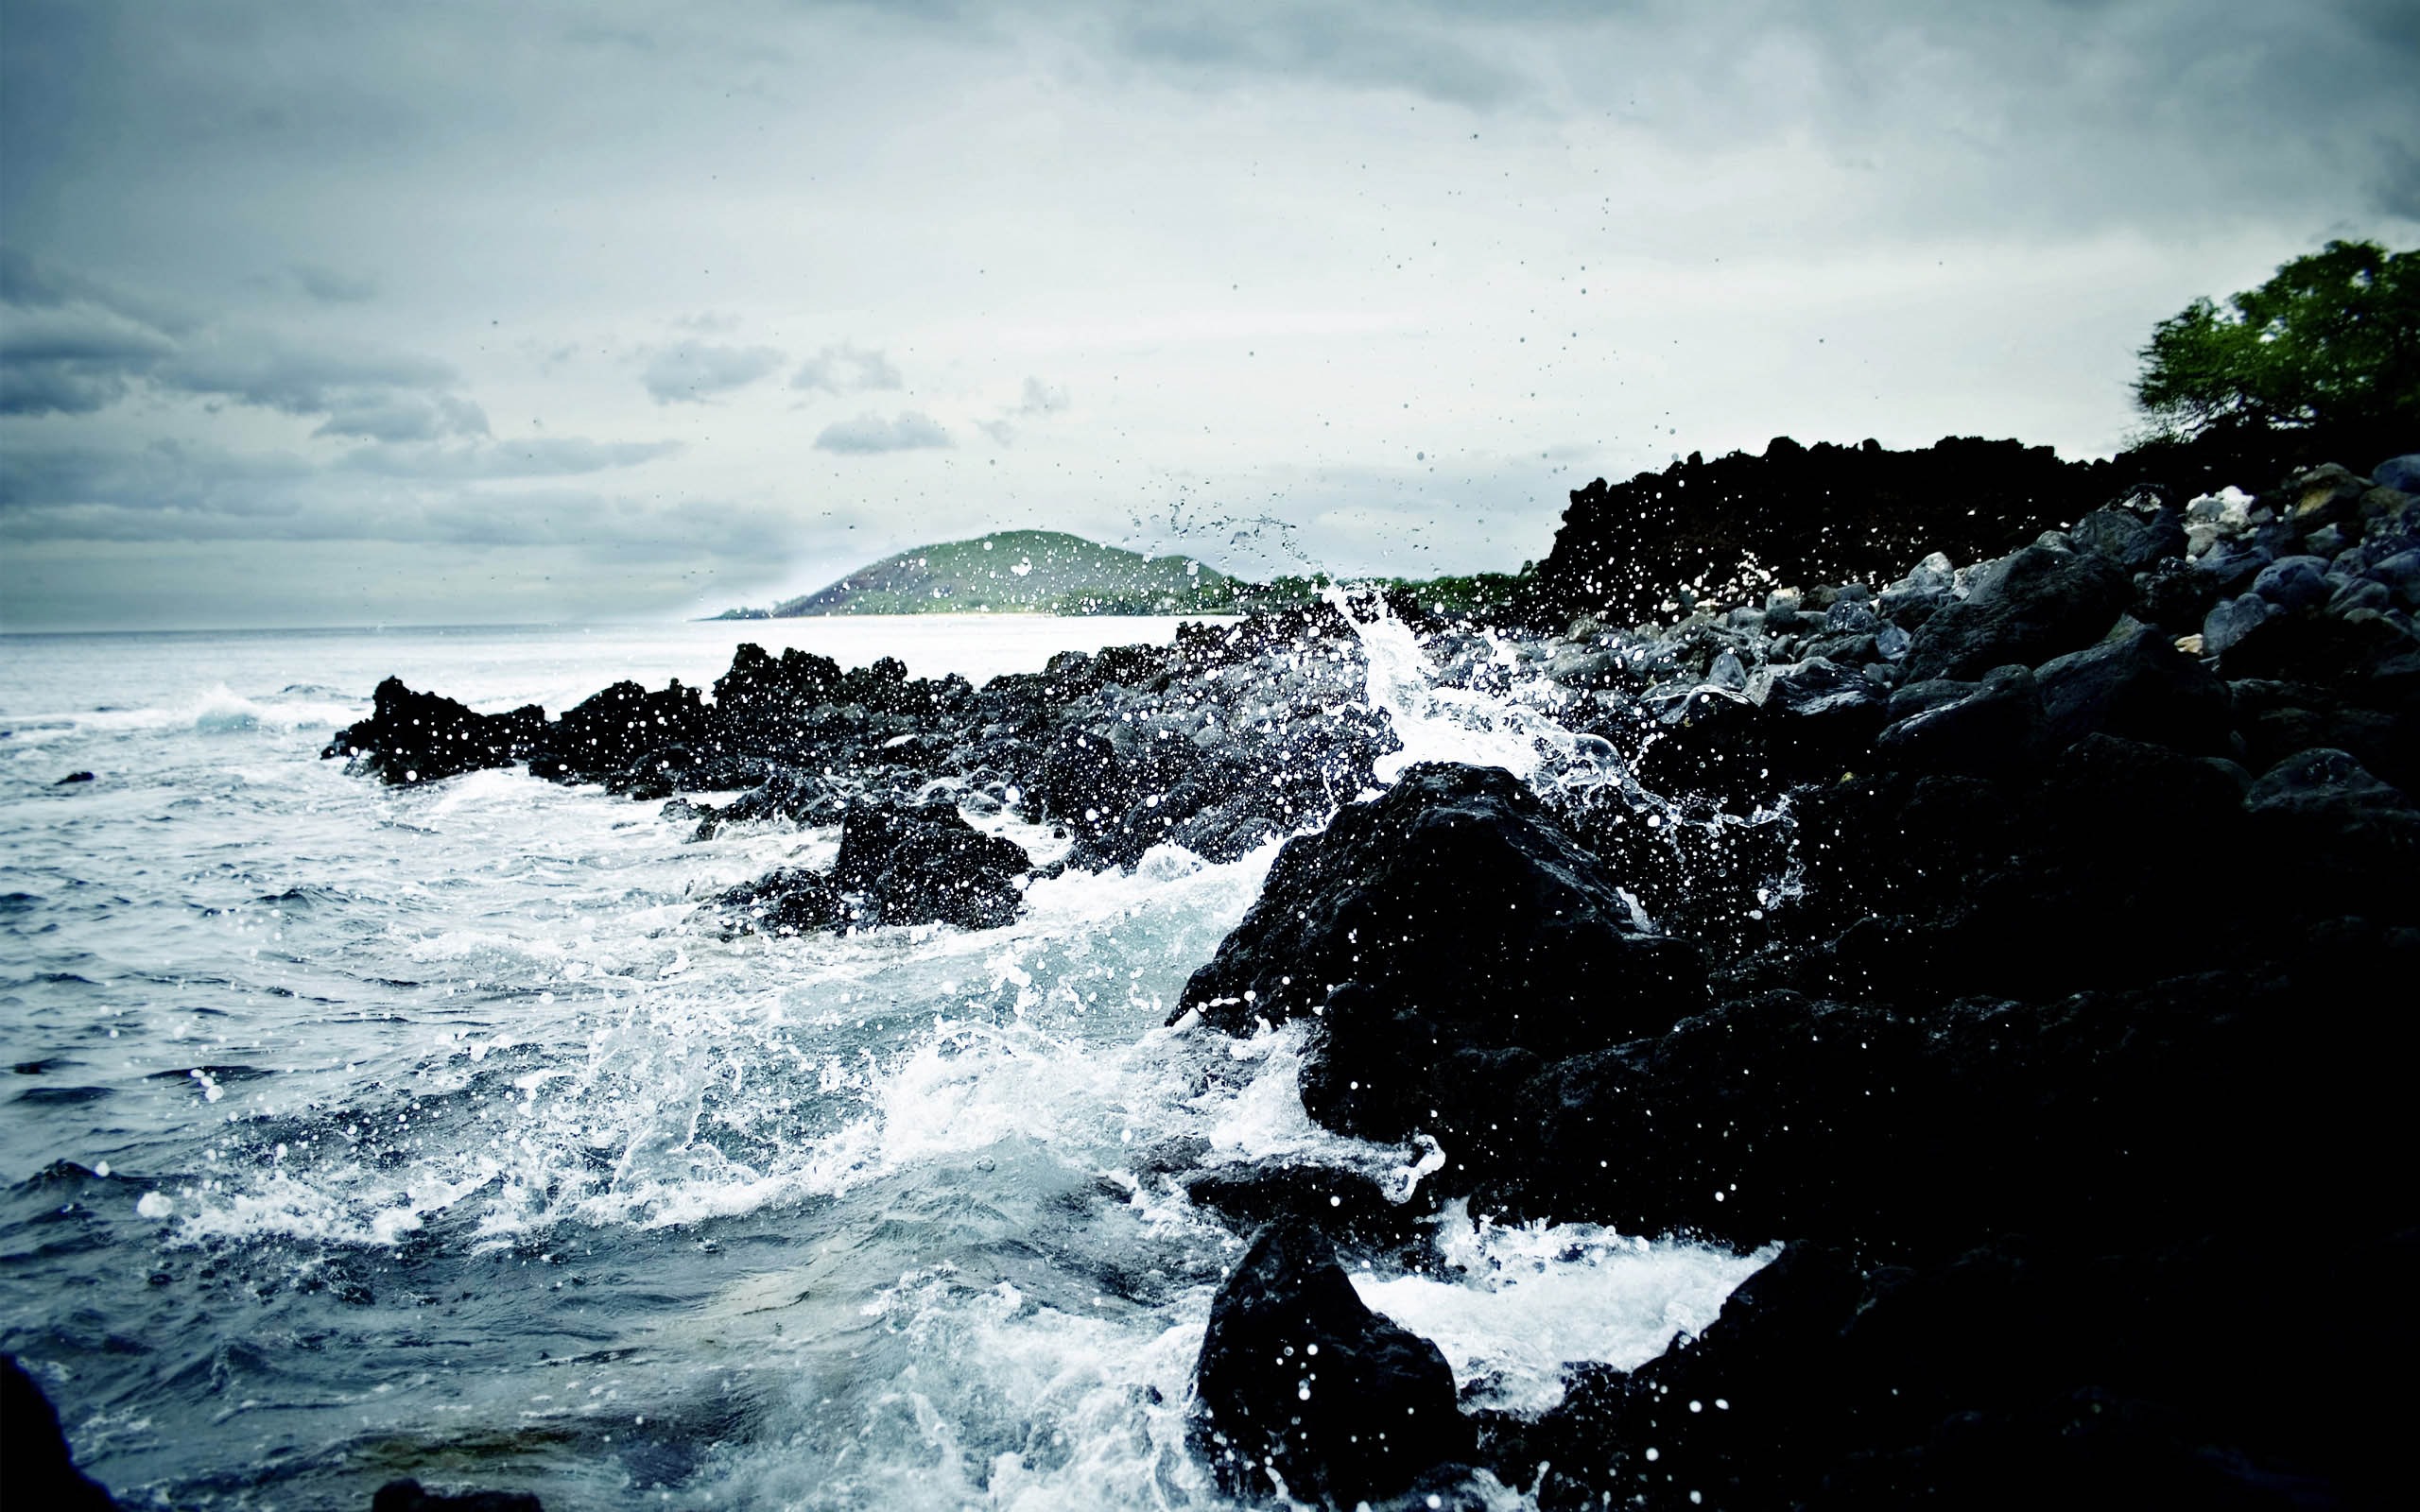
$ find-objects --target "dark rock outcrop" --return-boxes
[370,1478,544,1511]
[1898,545,2130,681]
[323,677,544,784]
[1174,763,1704,1164]
[1530,436,2112,631]
[831,800,1031,929]
[2,1354,116,1510]
[1191,1222,1470,1506]
[716,800,1032,936]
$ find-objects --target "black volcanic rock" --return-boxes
[712,866,845,937]
[1173,764,1704,1156]
[1872,664,2045,776]
[323,677,544,784]
[832,799,1031,929]
[2032,622,2233,754]
[685,769,849,840]
[1898,545,2131,681]
[1529,436,2110,631]
[1191,1221,1470,1506]
[2,1354,116,1511]
[370,1478,543,1511]
[1492,1231,2412,1511]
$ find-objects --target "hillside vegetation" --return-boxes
[717,530,1233,617]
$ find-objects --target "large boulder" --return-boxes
[714,801,1031,936]
[1,1355,116,1511]
[321,677,544,784]
[831,800,1031,929]
[1900,546,2131,682]
[1873,665,2045,776]
[2032,623,2234,754]
[371,1479,544,1511]
[1492,1231,2411,1511]
[1174,764,1704,1155]
[1191,1222,1470,1506]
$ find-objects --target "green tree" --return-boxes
[2135,239,2418,438]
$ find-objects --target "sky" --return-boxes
[3,0,2415,630]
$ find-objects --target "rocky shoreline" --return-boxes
[21,444,2406,1507]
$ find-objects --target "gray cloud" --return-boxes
[294,264,379,303]
[338,437,681,479]
[791,342,906,394]
[313,392,491,444]
[814,409,951,453]
[642,341,785,404]
[0,303,178,415]
[1114,2,1530,109]
[1013,376,1070,416]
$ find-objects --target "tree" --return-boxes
[2135,239,2418,439]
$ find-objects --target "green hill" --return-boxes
[716,530,1235,618]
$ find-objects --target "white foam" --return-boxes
[1353,1209,1776,1415]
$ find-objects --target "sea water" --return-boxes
[0,615,1768,1510]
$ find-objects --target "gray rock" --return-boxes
[2251,556,2332,612]
[2202,593,2281,658]
[1900,546,2131,683]
[2370,550,2420,612]
[2285,464,2371,531]
[2071,505,2187,573]
[2193,541,2274,596]
[2328,577,2394,618]
[2373,455,2420,494]
[2033,625,2233,755]
[1875,664,2045,776]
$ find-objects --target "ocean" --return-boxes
[0,615,1765,1510]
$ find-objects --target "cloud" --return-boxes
[338,437,680,479]
[293,264,378,302]
[790,342,905,393]
[642,342,785,404]
[813,409,951,453]
[0,304,179,415]
[313,392,492,443]
[1115,2,1530,109]
[977,418,1016,446]
[1013,375,1070,415]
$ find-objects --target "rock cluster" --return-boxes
[326,607,1393,933]
[1178,454,2420,1507]
[711,799,1033,935]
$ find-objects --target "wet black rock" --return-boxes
[324,678,544,784]
[1760,658,1891,770]
[685,769,849,840]
[1492,1231,2412,1512]
[1872,664,2044,776]
[2241,747,2420,913]
[1899,545,2131,681]
[716,799,1032,936]
[370,1478,544,1511]
[1191,1222,1471,1507]
[1182,1163,1427,1251]
[54,770,95,784]
[2069,501,2187,573]
[2,1354,116,1510]
[712,866,845,937]
[831,799,1032,929]
[2032,623,2233,754]
[1175,764,1704,1159]
[1530,437,2112,631]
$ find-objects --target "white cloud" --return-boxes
[791,342,905,393]
[641,342,784,404]
[814,409,952,453]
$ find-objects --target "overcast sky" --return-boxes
[3,0,2414,629]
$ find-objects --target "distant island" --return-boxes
[714,529,1236,618]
